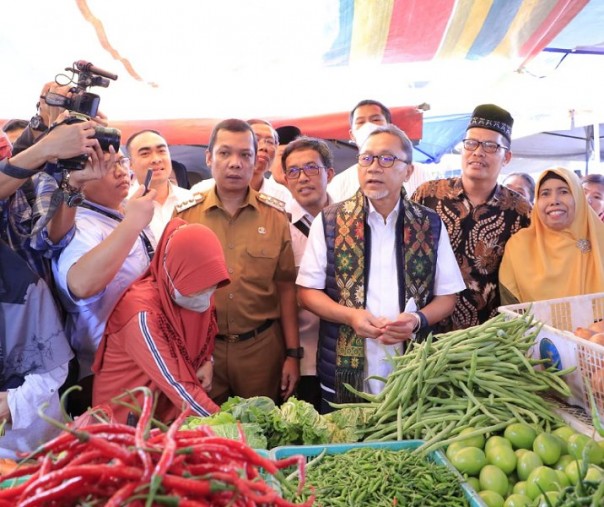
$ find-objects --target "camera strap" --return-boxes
[79,202,155,260]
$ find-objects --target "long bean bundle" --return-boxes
[284,447,470,506]
[337,313,574,454]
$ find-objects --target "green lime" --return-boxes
[486,444,517,475]
[451,447,487,476]
[564,459,582,485]
[479,490,505,507]
[504,423,537,450]
[554,454,574,471]
[458,427,486,449]
[532,432,562,465]
[446,441,467,461]
[567,433,589,459]
[526,466,560,500]
[485,436,513,455]
[516,451,543,481]
[479,465,509,497]
[512,480,528,496]
[503,493,532,507]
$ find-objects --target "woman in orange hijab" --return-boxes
[92,218,230,423]
[499,167,604,305]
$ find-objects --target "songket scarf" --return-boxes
[333,189,438,402]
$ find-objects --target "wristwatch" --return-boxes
[285,347,304,359]
[61,170,84,208]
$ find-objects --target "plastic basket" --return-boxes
[270,440,485,507]
[499,292,604,418]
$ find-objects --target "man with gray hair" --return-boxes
[297,124,464,411]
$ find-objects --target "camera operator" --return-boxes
[0,109,114,286]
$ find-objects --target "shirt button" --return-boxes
[228,243,235,249]
[228,268,234,274]
[228,293,234,299]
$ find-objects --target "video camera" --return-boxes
[46,60,121,171]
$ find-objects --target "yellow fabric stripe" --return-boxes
[349,0,395,63]
[493,0,554,57]
[438,0,494,59]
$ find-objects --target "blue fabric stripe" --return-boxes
[323,0,354,66]
[138,312,210,417]
[467,0,524,59]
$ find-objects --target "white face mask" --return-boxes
[352,122,381,149]
[171,286,215,313]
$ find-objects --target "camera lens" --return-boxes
[94,127,121,153]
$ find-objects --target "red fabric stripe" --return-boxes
[519,0,590,63]
[383,0,457,63]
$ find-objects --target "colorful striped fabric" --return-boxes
[324,0,594,66]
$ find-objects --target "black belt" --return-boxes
[216,319,274,343]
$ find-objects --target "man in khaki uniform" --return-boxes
[174,118,300,404]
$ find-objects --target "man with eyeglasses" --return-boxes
[297,125,464,411]
[191,120,292,204]
[175,119,300,405]
[281,136,335,411]
[412,104,531,331]
[127,130,193,245]
[53,149,157,415]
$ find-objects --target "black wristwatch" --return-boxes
[285,347,304,359]
[61,170,84,208]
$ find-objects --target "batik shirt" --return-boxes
[411,177,531,331]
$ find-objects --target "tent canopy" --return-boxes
[1,1,603,152]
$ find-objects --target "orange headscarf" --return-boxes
[499,167,604,304]
[104,218,230,369]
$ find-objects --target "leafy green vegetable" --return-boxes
[207,423,268,449]
[324,407,372,443]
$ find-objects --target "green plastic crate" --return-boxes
[270,440,486,507]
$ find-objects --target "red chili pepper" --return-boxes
[104,481,138,507]
[18,476,86,507]
[134,387,155,482]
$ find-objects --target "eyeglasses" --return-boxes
[357,153,408,168]
[462,139,508,154]
[117,157,131,170]
[257,137,276,147]
[284,163,324,179]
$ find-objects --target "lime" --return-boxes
[554,454,574,471]
[582,438,604,465]
[446,441,467,461]
[534,491,560,507]
[567,433,589,459]
[458,426,486,449]
[515,448,528,460]
[526,466,560,500]
[503,493,532,507]
[516,451,543,481]
[552,425,576,442]
[512,480,528,496]
[451,447,487,476]
[479,465,509,497]
[486,444,517,475]
[504,423,537,450]
[485,436,513,455]
[532,432,562,465]
[555,469,570,488]
[585,465,604,482]
[564,459,582,485]
[479,490,505,507]
[466,476,481,492]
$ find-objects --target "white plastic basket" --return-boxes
[499,292,604,418]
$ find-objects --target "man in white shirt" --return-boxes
[191,120,292,205]
[53,151,156,414]
[127,130,192,244]
[282,136,335,411]
[327,99,427,202]
[297,125,465,411]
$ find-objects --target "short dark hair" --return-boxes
[582,173,604,186]
[281,136,334,171]
[125,129,163,156]
[365,125,413,163]
[208,119,257,154]
[349,100,392,126]
[2,119,28,133]
[503,172,536,202]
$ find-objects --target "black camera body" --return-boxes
[50,61,121,171]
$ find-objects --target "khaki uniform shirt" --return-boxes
[174,187,296,335]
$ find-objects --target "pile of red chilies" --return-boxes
[0,389,313,506]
